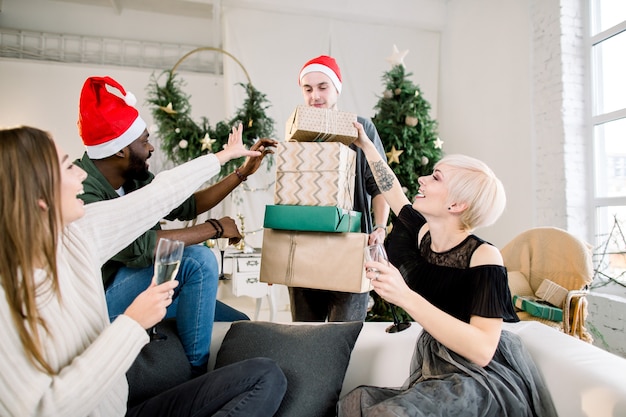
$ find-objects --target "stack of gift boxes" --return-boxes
[512,279,568,322]
[259,105,371,293]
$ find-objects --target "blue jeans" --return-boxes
[105,245,248,368]
[126,357,287,417]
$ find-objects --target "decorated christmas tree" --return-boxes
[373,46,443,201]
[367,46,443,325]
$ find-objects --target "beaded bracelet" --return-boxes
[206,218,223,239]
[234,168,248,182]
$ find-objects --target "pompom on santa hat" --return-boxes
[78,76,146,159]
[298,55,342,94]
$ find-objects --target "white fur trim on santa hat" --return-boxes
[85,115,147,159]
[299,63,342,94]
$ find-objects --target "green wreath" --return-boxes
[146,68,275,179]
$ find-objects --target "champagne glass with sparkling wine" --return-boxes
[216,237,230,280]
[150,238,184,341]
[364,243,412,333]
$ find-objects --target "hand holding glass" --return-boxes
[364,243,412,333]
[150,238,184,341]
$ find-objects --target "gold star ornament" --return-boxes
[200,133,216,152]
[386,44,409,67]
[433,137,444,149]
[159,102,177,114]
[386,146,404,165]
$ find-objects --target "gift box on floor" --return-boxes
[274,142,356,210]
[285,105,358,145]
[513,295,563,322]
[259,228,370,293]
[263,205,362,233]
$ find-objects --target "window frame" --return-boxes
[588,4,626,293]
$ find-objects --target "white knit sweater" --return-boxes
[0,155,220,416]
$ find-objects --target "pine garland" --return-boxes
[146,70,275,178]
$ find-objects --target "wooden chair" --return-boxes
[501,227,594,342]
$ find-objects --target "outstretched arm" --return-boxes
[214,123,263,165]
[353,122,411,216]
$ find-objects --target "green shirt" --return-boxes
[75,153,198,285]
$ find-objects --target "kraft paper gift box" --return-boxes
[285,105,358,146]
[263,205,362,233]
[259,228,370,293]
[513,295,563,322]
[274,142,356,210]
[534,279,568,308]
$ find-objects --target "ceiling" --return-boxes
[54,0,214,19]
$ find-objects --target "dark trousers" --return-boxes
[126,357,287,417]
[289,287,369,322]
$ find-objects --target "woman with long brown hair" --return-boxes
[0,125,287,416]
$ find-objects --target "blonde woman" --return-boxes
[0,126,286,417]
[337,123,557,416]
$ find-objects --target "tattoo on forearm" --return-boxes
[372,160,395,192]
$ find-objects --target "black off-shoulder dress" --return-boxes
[337,205,558,417]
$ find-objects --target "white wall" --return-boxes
[439,0,534,247]
[0,0,216,45]
[0,59,225,165]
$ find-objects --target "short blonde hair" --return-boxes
[435,154,506,231]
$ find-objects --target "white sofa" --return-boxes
[209,321,626,417]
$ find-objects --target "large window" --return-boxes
[590,1,626,290]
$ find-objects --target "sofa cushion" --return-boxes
[214,321,363,417]
[126,318,192,407]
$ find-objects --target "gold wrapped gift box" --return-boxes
[285,105,358,146]
[259,228,370,293]
[273,142,356,210]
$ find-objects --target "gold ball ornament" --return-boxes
[383,90,393,99]
[405,116,419,127]
[394,88,402,95]
[421,156,429,166]
[179,139,188,149]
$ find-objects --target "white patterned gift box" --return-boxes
[285,105,358,146]
[274,142,356,210]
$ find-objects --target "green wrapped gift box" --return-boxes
[513,295,563,322]
[263,205,362,233]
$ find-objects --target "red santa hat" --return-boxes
[77,76,147,159]
[298,55,342,94]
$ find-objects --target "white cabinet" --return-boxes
[222,250,276,321]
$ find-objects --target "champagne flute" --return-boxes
[150,238,184,341]
[216,237,230,280]
[364,243,412,333]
